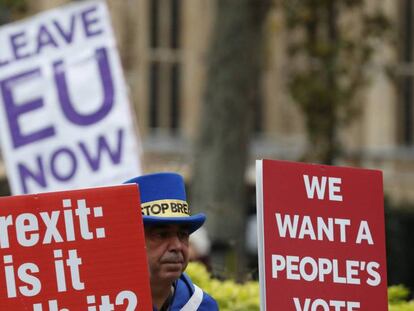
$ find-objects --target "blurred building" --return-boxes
[1,0,414,204]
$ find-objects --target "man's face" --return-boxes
[145,224,190,285]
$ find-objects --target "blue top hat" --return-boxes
[124,172,206,233]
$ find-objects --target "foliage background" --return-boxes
[187,262,414,311]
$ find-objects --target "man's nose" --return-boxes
[168,234,184,250]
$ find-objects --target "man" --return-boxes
[125,172,219,311]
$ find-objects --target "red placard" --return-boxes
[256,159,388,311]
[0,184,152,310]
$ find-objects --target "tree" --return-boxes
[282,0,390,164]
[191,0,271,279]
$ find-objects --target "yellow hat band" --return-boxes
[141,199,189,217]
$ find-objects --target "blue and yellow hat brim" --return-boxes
[143,214,206,234]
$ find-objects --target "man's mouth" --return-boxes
[162,260,183,264]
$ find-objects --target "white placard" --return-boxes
[0,0,141,194]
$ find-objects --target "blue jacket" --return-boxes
[153,273,219,310]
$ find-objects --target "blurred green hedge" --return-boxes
[186,262,414,311]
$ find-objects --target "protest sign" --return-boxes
[0,184,152,310]
[0,0,141,194]
[256,159,388,310]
